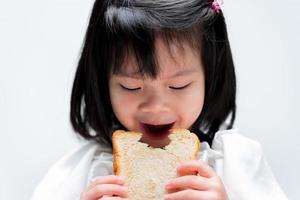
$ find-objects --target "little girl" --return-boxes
[32,0,288,199]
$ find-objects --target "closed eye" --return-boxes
[169,83,191,90]
[120,84,141,91]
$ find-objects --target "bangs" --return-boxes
[108,28,203,79]
[103,1,207,78]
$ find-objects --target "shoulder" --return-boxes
[210,128,266,173]
[38,141,110,181]
[31,141,112,200]
[202,128,288,200]
[212,128,263,153]
[199,128,264,172]
[209,128,265,173]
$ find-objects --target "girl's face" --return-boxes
[109,38,205,147]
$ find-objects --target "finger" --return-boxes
[165,175,210,191]
[85,184,128,200]
[177,160,215,178]
[89,175,125,189]
[164,189,210,200]
[101,197,127,200]
[85,176,126,199]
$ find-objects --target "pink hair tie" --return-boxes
[212,0,224,13]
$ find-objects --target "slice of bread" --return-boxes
[112,128,200,200]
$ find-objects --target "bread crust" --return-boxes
[112,130,142,176]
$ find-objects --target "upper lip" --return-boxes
[136,113,177,126]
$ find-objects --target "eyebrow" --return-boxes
[117,68,198,79]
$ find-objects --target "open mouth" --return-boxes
[140,122,175,139]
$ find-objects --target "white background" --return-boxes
[0,0,299,199]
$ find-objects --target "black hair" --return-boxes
[70,0,236,146]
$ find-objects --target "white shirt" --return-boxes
[31,129,288,200]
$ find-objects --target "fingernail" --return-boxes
[164,182,172,189]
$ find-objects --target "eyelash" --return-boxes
[120,84,141,91]
[120,83,191,91]
[169,83,191,90]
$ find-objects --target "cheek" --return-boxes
[178,86,205,127]
[109,87,138,129]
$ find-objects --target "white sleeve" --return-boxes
[198,129,288,200]
[31,142,112,200]
[86,150,114,185]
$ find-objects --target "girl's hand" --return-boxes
[80,175,128,200]
[164,160,228,200]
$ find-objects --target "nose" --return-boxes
[139,89,169,114]
[137,89,176,124]
[140,91,168,114]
